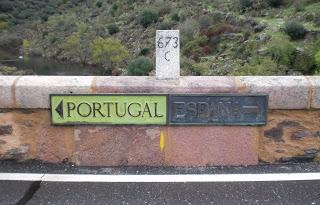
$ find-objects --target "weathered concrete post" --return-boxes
[156,30,180,80]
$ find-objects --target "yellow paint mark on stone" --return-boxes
[160,130,165,151]
[161,127,172,165]
[90,76,98,93]
[234,77,246,93]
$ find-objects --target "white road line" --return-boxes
[1,173,320,182]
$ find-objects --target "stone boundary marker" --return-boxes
[0,76,320,166]
[156,30,180,79]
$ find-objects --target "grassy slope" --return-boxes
[0,0,319,75]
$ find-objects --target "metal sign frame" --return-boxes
[50,93,268,126]
[50,94,169,126]
[168,94,268,126]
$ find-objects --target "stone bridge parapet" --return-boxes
[0,76,319,166]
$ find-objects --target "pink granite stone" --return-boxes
[163,126,258,166]
[73,126,163,166]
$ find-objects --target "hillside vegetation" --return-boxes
[0,0,320,76]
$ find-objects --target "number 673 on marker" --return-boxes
[155,30,180,79]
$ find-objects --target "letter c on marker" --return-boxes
[165,51,170,61]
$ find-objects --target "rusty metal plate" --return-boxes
[168,94,268,125]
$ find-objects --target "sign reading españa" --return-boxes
[50,94,167,125]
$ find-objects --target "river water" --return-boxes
[0,49,105,76]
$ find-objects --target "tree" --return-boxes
[22,39,30,56]
[315,50,320,74]
[91,37,129,74]
[64,22,94,65]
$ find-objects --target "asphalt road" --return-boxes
[1,180,320,205]
[0,161,320,205]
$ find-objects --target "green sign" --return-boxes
[50,94,167,125]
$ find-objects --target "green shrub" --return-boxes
[315,50,320,72]
[171,9,187,22]
[179,19,200,43]
[171,11,180,21]
[0,20,8,30]
[314,13,320,26]
[239,0,253,12]
[43,6,55,15]
[139,9,159,28]
[291,49,315,74]
[111,3,118,12]
[267,0,284,7]
[111,2,122,16]
[0,1,13,12]
[283,21,307,40]
[158,21,172,30]
[232,57,283,76]
[140,48,150,56]
[40,13,49,21]
[153,0,172,16]
[192,62,211,76]
[307,39,320,55]
[180,56,195,75]
[16,9,34,20]
[182,35,208,57]
[107,24,119,35]
[0,14,10,21]
[267,36,295,65]
[293,1,305,12]
[0,66,18,75]
[198,15,212,30]
[96,1,103,8]
[0,31,21,48]
[128,57,153,76]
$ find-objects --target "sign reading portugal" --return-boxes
[50,94,167,125]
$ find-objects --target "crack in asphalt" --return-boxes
[16,174,44,205]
